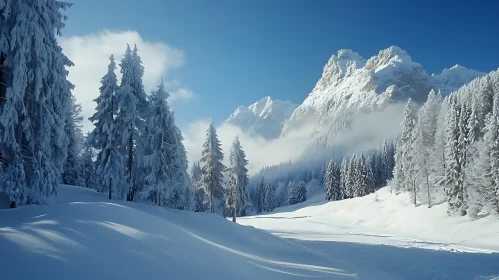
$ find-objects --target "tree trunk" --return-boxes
[426,173,431,208]
[127,134,134,201]
[413,176,417,207]
[232,207,236,222]
[108,179,112,200]
[210,192,214,213]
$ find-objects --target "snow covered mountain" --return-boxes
[225,47,484,143]
[225,96,297,140]
[281,46,485,137]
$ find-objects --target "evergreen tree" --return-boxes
[288,181,306,205]
[226,136,251,221]
[115,44,148,201]
[200,120,225,215]
[324,159,341,201]
[0,0,74,206]
[63,94,84,185]
[80,136,96,189]
[345,155,357,198]
[256,177,266,213]
[190,161,207,212]
[340,157,348,199]
[444,96,466,216]
[482,92,499,215]
[394,99,417,193]
[88,55,126,199]
[136,79,189,209]
[262,180,276,212]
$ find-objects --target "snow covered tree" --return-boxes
[0,0,74,206]
[444,97,466,216]
[393,99,417,193]
[226,136,251,221]
[255,177,266,213]
[481,93,499,216]
[288,181,306,205]
[136,79,189,209]
[88,55,126,199]
[324,159,341,201]
[63,94,84,185]
[200,120,226,215]
[80,135,96,189]
[190,161,207,212]
[345,155,357,198]
[115,44,148,201]
[339,157,348,199]
[262,180,276,212]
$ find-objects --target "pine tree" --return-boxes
[80,135,96,189]
[339,157,348,199]
[226,136,251,221]
[345,155,357,198]
[324,159,341,201]
[136,79,189,209]
[115,44,148,201]
[262,180,276,212]
[482,91,499,215]
[0,0,74,206]
[288,181,306,205]
[63,94,84,186]
[190,161,207,212]
[200,120,225,215]
[380,140,393,187]
[444,96,466,216]
[393,99,417,194]
[88,55,126,200]
[256,177,266,213]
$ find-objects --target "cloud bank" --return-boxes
[60,30,194,133]
[183,103,405,176]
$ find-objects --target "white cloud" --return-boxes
[169,88,195,102]
[183,119,318,176]
[60,29,193,133]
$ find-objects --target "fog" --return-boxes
[183,102,406,176]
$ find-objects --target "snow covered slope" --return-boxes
[239,187,499,279]
[225,96,297,139]
[0,185,366,279]
[2,185,498,279]
[281,46,485,137]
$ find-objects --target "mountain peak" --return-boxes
[226,96,297,140]
[365,46,412,71]
[431,64,486,94]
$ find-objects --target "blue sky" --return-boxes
[63,0,499,128]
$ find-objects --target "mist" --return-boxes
[182,102,406,176]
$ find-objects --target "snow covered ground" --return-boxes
[1,185,499,279]
[239,187,499,279]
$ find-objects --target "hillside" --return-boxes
[2,185,498,279]
[0,185,364,279]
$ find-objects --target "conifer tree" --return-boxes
[324,159,341,201]
[63,94,84,185]
[0,0,74,205]
[115,44,148,201]
[340,157,348,199]
[444,97,466,216]
[88,55,126,199]
[226,136,250,221]
[262,180,276,212]
[80,136,96,189]
[137,79,189,209]
[200,120,225,214]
